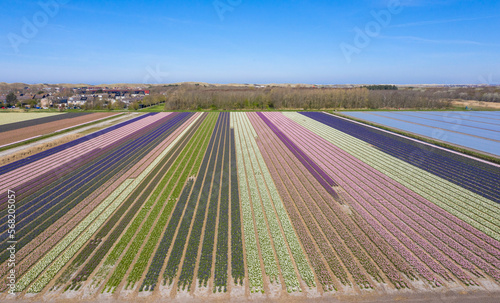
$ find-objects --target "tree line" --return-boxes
[159,85,450,111]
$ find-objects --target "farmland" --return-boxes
[0,111,499,302]
[0,112,119,147]
[0,113,65,126]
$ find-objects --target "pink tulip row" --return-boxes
[297,114,500,261]
[277,115,500,284]
[250,113,376,289]
[264,112,450,286]
[0,113,173,228]
[0,113,172,194]
[306,143,488,281]
[0,147,101,210]
[269,114,463,282]
[0,113,198,292]
[274,112,499,285]
[346,160,500,279]
[247,114,337,290]
[255,113,416,288]
[1,178,120,293]
[0,113,173,242]
[348,158,500,256]
[256,142,336,290]
[0,172,120,290]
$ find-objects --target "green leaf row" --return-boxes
[102,113,216,293]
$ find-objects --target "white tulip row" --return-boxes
[284,112,500,214]
[16,114,203,293]
[237,113,302,293]
[16,180,133,292]
[28,179,136,293]
[283,113,500,241]
[235,113,279,284]
[244,113,316,288]
[232,113,264,293]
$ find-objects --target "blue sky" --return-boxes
[1,0,499,84]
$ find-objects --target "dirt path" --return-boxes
[3,289,500,302]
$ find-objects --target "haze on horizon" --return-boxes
[1,0,499,85]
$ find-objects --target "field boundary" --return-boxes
[0,113,125,152]
[327,111,500,166]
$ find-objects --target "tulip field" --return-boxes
[0,111,499,301]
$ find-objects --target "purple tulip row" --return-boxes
[0,113,176,256]
[253,113,402,289]
[247,115,339,290]
[0,148,98,211]
[0,113,188,291]
[301,138,491,282]
[300,112,500,204]
[265,113,453,286]
[0,113,171,195]
[255,113,339,200]
[3,114,166,209]
[346,160,500,280]
[343,157,500,256]
[0,178,119,292]
[258,113,420,288]
[276,112,500,285]
[286,118,500,283]
[273,116,463,282]
[257,146,337,289]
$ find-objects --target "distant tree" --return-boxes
[37,91,44,94]
[113,100,125,109]
[27,99,38,107]
[365,85,398,91]
[84,101,93,110]
[6,92,17,106]
[131,101,140,110]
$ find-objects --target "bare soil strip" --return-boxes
[0,112,116,146]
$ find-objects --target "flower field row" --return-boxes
[0,113,186,266]
[0,112,195,291]
[102,113,215,293]
[1,111,499,300]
